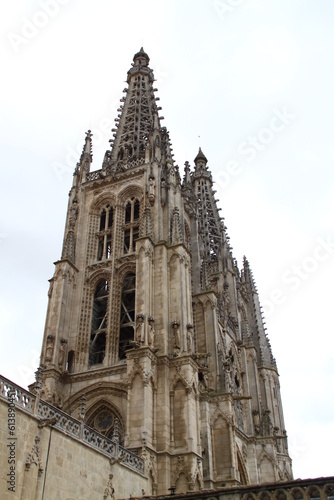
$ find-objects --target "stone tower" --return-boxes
[34,48,292,494]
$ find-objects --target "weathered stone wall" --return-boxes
[0,395,148,499]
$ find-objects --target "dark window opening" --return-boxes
[97,207,113,261]
[100,210,106,231]
[119,326,134,360]
[66,350,75,373]
[125,202,132,223]
[89,332,106,365]
[89,280,108,366]
[133,199,140,220]
[106,235,112,259]
[123,199,140,254]
[108,208,113,228]
[119,273,135,360]
[124,229,131,253]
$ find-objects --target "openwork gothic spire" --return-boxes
[193,149,224,260]
[109,48,163,167]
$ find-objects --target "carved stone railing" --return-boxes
[119,447,145,475]
[123,157,146,170]
[82,426,116,456]
[0,374,145,475]
[38,399,81,438]
[0,375,36,414]
[86,170,102,181]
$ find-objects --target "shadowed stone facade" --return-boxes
[23,49,295,496]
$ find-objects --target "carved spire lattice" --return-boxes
[109,48,162,167]
[193,149,224,260]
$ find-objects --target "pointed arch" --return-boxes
[257,449,276,482]
[88,269,112,291]
[169,251,181,265]
[86,400,125,443]
[118,184,143,205]
[170,375,190,393]
[172,380,187,449]
[175,472,189,494]
[90,193,116,213]
[210,406,232,427]
[211,414,232,479]
[62,382,127,414]
[171,465,193,493]
[127,364,145,387]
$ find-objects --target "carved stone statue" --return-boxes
[187,324,194,353]
[58,339,67,370]
[148,317,155,348]
[136,314,144,344]
[45,335,55,363]
[172,320,180,349]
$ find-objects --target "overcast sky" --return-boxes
[1,0,333,480]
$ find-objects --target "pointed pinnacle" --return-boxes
[194,147,208,164]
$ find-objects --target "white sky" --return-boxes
[1,0,333,480]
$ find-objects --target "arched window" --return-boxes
[89,279,108,365]
[119,272,135,359]
[123,198,140,254]
[97,205,113,261]
[86,406,124,444]
[66,350,75,373]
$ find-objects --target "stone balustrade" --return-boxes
[0,374,144,475]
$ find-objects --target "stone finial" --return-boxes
[112,418,120,444]
[79,394,86,422]
[194,147,208,165]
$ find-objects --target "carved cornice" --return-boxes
[67,364,127,383]
[84,166,146,191]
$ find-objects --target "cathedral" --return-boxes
[31,48,292,495]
